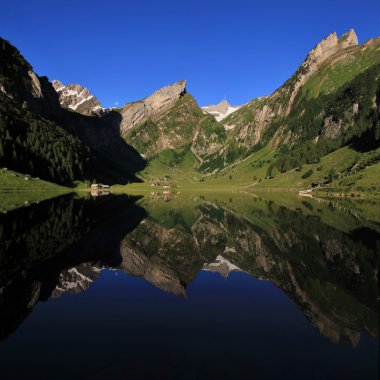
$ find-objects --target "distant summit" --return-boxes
[202,99,241,121]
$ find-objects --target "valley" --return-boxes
[0,29,379,200]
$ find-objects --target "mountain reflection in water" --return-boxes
[0,192,378,379]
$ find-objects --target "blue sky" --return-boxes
[1,0,379,107]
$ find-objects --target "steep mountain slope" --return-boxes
[122,83,226,165]
[224,30,361,142]
[119,80,186,135]
[202,99,240,121]
[0,37,145,185]
[0,38,62,119]
[0,93,99,184]
[199,30,380,176]
[51,80,105,116]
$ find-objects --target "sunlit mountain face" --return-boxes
[0,192,378,379]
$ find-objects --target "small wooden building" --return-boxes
[90,183,110,189]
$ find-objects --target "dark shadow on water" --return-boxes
[0,193,146,340]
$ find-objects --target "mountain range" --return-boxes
[0,29,379,193]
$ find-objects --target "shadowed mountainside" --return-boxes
[0,37,145,185]
[0,193,145,340]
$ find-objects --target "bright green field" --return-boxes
[0,169,66,191]
[2,143,379,203]
[0,169,71,211]
[121,144,380,200]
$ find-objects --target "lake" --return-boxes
[0,192,378,379]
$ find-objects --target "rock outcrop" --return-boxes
[282,29,359,113]
[339,28,359,49]
[119,80,186,135]
[52,80,104,116]
[202,99,240,121]
[0,37,61,117]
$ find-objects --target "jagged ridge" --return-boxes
[52,80,105,116]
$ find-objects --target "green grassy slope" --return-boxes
[0,168,70,211]
[300,39,380,99]
[205,145,380,196]
[201,35,380,178]
[0,168,67,191]
[122,144,379,200]
[125,93,226,161]
[0,93,99,185]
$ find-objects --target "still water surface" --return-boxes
[0,193,378,379]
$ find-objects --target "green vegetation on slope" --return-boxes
[0,168,70,211]
[270,64,380,174]
[300,40,380,99]
[0,168,66,190]
[202,145,380,196]
[125,93,226,163]
[0,93,98,185]
[199,36,380,180]
[1,37,145,186]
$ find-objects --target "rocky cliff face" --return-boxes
[280,29,358,114]
[52,80,105,116]
[202,99,240,121]
[253,29,359,119]
[123,90,226,160]
[119,80,186,135]
[0,37,61,118]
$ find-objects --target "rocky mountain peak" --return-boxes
[212,99,231,113]
[282,28,359,114]
[144,79,186,110]
[307,32,339,64]
[202,98,240,121]
[339,28,359,49]
[119,80,187,135]
[305,29,358,68]
[51,79,104,116]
